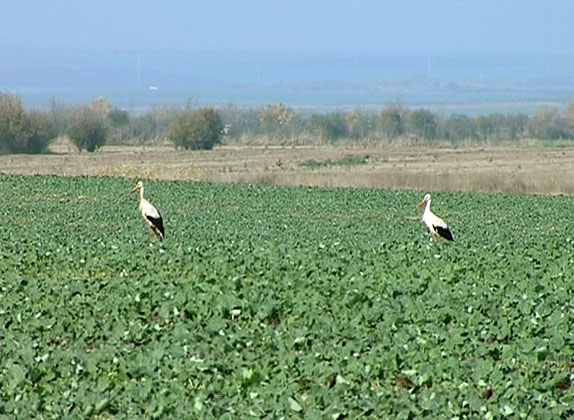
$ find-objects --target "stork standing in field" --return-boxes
[131,181,164,241]
[417,193,454,242]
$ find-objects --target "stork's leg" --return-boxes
[149,226,154,241]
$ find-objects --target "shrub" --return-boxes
[377,108,403,138]
[309,112,347,141]
[259,103,295,139]
[527,107,566,139]
[407,109,437,140]
[127,114,159,143]
[67,108,108,152]
[168,107,223,150]
[25,111,57,153]
[0,93,28,154]
[108,108,130,127]
[0,93,56,154]
[346,108,375,139]
[107,108,131,143]
[444,114,476,141]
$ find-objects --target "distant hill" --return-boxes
[2,48,574,114]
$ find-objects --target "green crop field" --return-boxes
[2,175,574,418]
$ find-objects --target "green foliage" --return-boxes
[25,111,58,153]
[0,93,56,154]
[309,112,347,141]
[259,102,295,139]
[4,96,574,147]
[127,113,159,142]
[407,109,437,140]
[107,108,130,127]
[106,108,131,144]
[168,107,223,150]
[345,108,375,139]
[48,98,69,136]
[8,95,574,148]
[474,113,504,140]
[0,94,30,154]
[67,108,108,152]
[504,113,529,139]
[445,114,476,141]
[3,175,574,417]
[377,107,403,138]
[527,107,566,139]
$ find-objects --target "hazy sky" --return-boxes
[2,1,574,54]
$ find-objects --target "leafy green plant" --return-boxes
[1,175,574,417]
[309,112,347,141]
[377,105,403,138]
[67,108,108,152]
[168,107,223,150]
[0,93,56,154]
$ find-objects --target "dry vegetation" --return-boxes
[2,137,574,195]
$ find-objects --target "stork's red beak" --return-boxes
[417,198,426,208]
[130,185,139,194]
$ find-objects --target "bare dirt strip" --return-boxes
[2,141,574,195]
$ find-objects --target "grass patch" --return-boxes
[300,154,370,168]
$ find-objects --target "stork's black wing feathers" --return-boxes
[147,213,165,238]
[434,225,454,241]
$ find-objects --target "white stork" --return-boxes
[417,193,454,242]
[130,181,164,241]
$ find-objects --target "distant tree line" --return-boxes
[217,101,574,143]
[3,92,574,154]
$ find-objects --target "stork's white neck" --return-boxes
[422,199,431,215]
[139,185,145,201]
